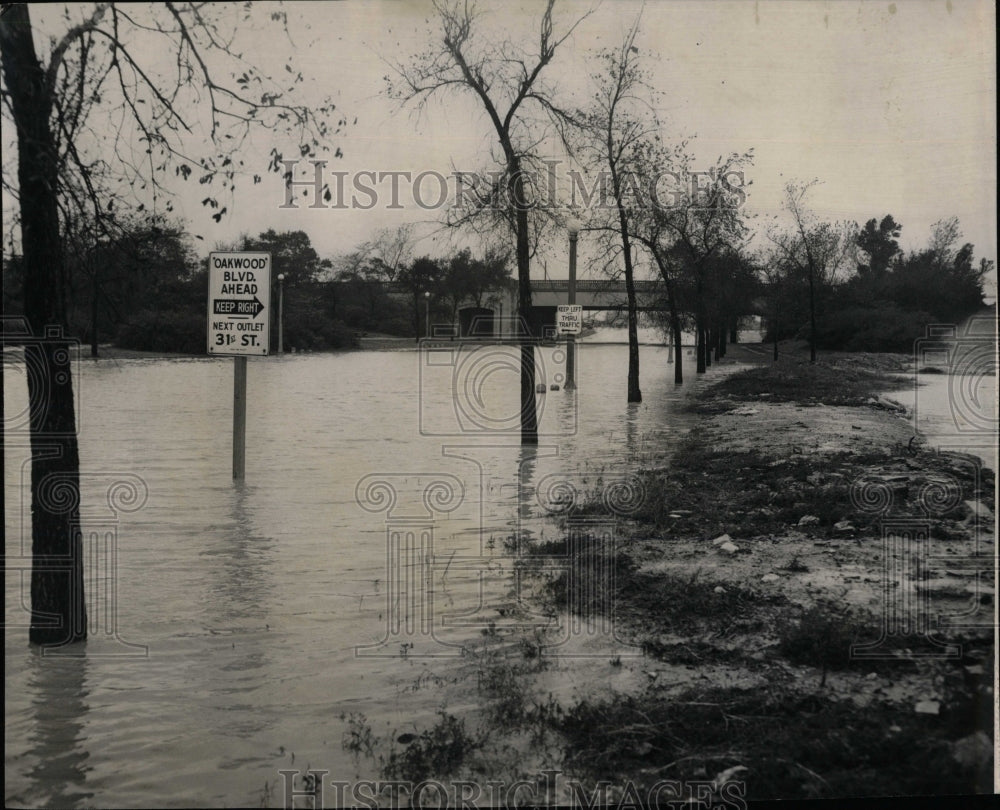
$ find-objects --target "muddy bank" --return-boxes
[333,352,995,805]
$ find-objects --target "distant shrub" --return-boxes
[812,305,936,352]
[116,309,205,354]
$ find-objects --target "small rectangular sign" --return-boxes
[556,304,583,335]
[207,252,271,356]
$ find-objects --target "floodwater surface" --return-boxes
[6,341,726,808]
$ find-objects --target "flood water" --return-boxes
[5,339,734,808]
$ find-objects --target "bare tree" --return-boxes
[333,225,416,326]
[1,2,343,645]
[620,137,687,382]
[769,181,856,362]
[646,147,753,373]
[388,0,591,444]
[574,16,657,403]
[367,224,418,283]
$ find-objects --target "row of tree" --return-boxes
[765,212,992,355]
[2,220,516,351]
[334,225,513,339]
[386,0,990,415]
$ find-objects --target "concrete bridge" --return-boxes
[469,279,672,338]
[376,278,669,337]
[529,279,668,310]
[380,278,666,309]
[376,278,763,338]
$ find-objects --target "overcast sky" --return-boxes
[11,0,998,292]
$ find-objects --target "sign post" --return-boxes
[557,303,582,391]
[233,356,247,479]
[207,251,271,480]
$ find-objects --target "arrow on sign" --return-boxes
[214,296,265,318]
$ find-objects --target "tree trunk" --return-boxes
[672,317,683,384]
[695,273,707,373]
[624,251,642,402]
[90,266,99,358]
[653,254,683,384]
[729,324,738,344]
[511,163,538,444]
[808,266,817,362]
[1,3,87,646]
[696,319,707,373]
[613,177,641,402]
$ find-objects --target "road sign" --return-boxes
[556,304,583,335]
[208,252,271,356]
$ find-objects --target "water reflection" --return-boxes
[5,345,734,806]
[201,482,275,625]
[23,653,93,808]
[200,483,276,743]
[624,402,640,462]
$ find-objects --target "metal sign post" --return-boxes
[233,356,247,479]
[207,251,272,480]
[557,305,582,389]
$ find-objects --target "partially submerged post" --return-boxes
[207,251,272,481]
[233,357,247,479]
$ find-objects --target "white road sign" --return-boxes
[208,252,271,356]
[556,304,583,335]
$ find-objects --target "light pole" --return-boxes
[565,223,579,390]
[424,290,431,338]
[277,273,285,354]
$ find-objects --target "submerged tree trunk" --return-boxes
[90,266,99,358]
[1,3,87,646]
[512,164,538,444]
[613,179,641,403]
[695,274,707,373]
[698,322,711,370]
[672,317,683,384]
[624,253,642,402]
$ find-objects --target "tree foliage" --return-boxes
[856,214,902,276]
[764,212,990,352]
